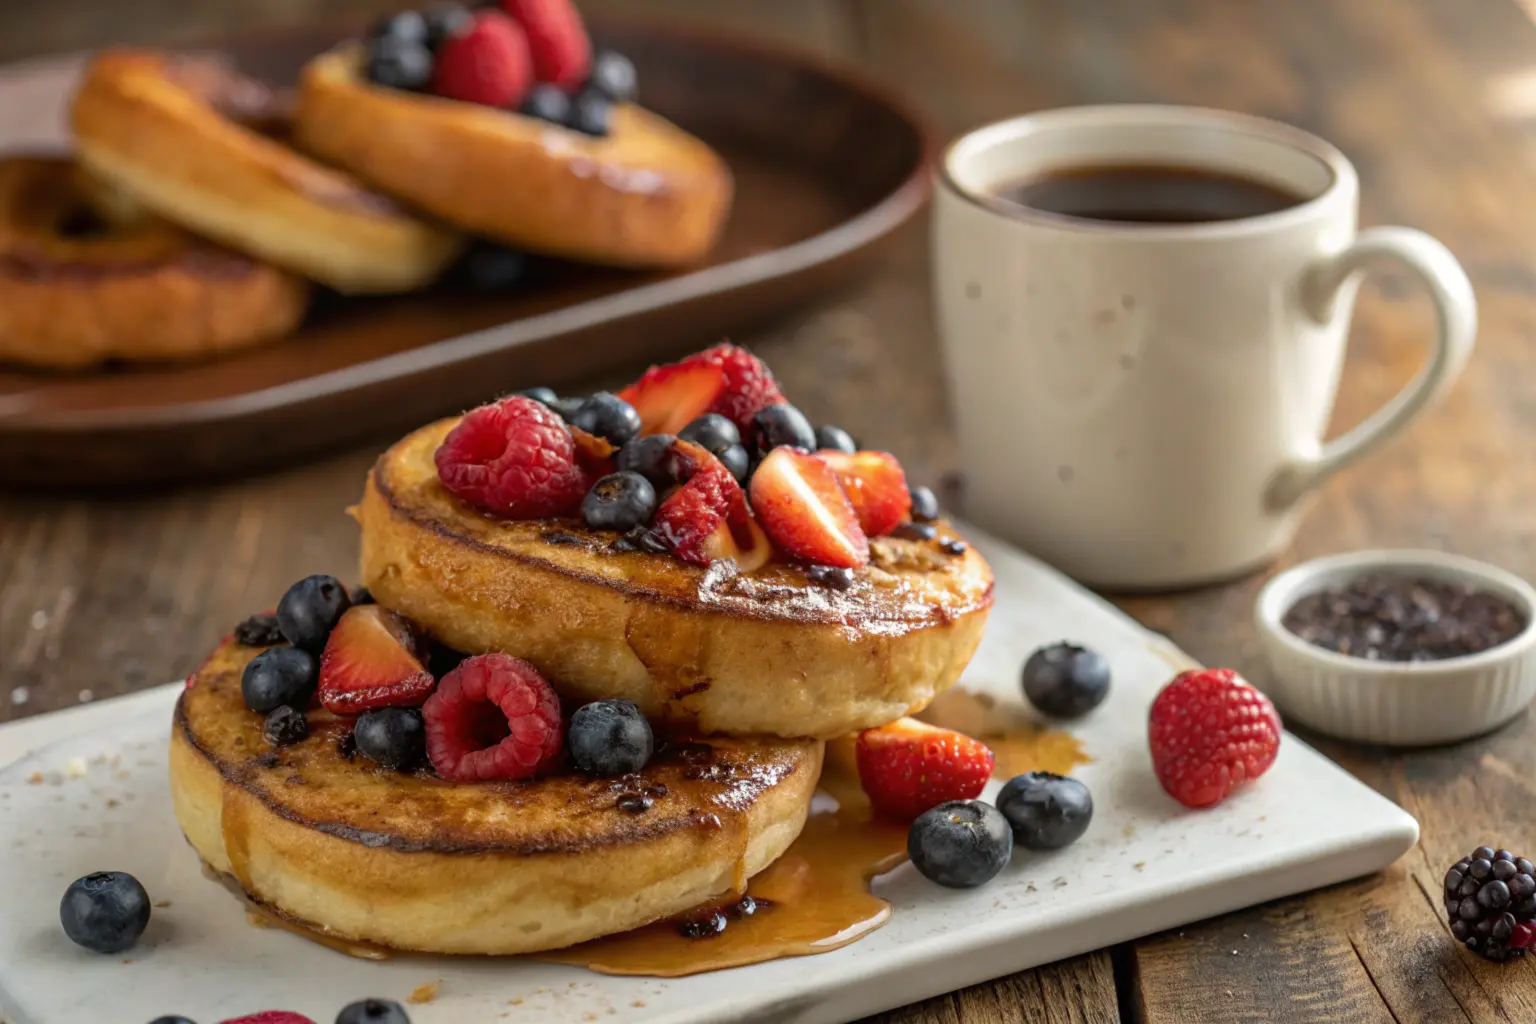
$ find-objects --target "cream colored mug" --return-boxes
[933,105,1476,589]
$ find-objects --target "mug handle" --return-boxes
[1265,227,1477,510]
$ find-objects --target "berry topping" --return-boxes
[337,999,413,1024]
[568,699,655,776]
[515,385,558,405]
[582,470,658,532]
[218,1014,316,1024]
[569,392,642,447]
[263,705,309,747]
[354,708,428,771]
[277,575,352,653]
[589,50,637,103]
[1445,846,1536,960]
[317,605,435,714]
[817,450,912,538]
[909,484,940,523]
[653,442,771,570]
[458,241,528,291]
[350,586,375,606]
[678,413,741,455]
[369,10,429,45]
[423,653,565,781]
[806,564,855,590]
[233,612,284,647]
[59,871,150,954]
[241,647,318,714]
[435,395,591,518]
[995,771,1094,850]
[814,424,857,453]
[148,1017,197,1024]
[907,800,1013,889]
[519,82,572,123]
[751,403,817,456]
[501,0,591,88]
[718,444,750,484]
[855,717,994,822]
[365,36,434,92]
[889,521,937,542]
[616,433,681,490]
[618,358,727,437]
[567,89,611,137]
[703,344,786,433]
[750,447,869,569]
[423,4,473,49]
[548,394,586,420]
[1021,642,1111,719]
[1148,668,1282,809]
[432,11,533,108]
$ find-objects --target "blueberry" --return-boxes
[907,800,1013,889]
[147,1017,198,1024]
[890,521,938,542]
[570,392,642,446]
[422,3,472,50]
[589,50,638,103]
[616,434,680,490]
[567,89,612,137]
[241,647,318,714]
[995,771,1093,850]
[276,574,351,653]
[806,565,854,590]
[752,404,816,455]
[909,485,940,522]
[350,585,375,606]
[60,871,151,954]
[678,413,740,455]
[263,705,309,747]
[1021,642,1111,719]
[569,699,654,776]
[369,10,429,44]
[233,612,284,647]
[515,386,558,406]
[582,471,658,532]
[718,444,750,484]
[337,998,413,1024]
[520,83,572,124]
[428,643,468,680]
[459,241,528,291]
[814,425,857,453]
[354,708,426,771]
[549,395,587,421]
[365,36,434,92]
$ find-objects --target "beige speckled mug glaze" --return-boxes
[934,105,1477,589]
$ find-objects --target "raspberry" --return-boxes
[699,343,785,434]
[434,395,590,518]
[423,653,565,781]
[501,0,591,88]
[218,1014,317,1024]
[432,11,533,108]
[1148,668,1281,809]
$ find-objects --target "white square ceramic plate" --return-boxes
[0,527,1417,1024]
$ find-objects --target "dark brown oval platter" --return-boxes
[0,19,932,489]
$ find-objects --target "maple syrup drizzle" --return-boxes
[917,688,1092,778]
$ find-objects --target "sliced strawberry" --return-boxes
[817,451,912,538]
[618,360,726,437]
[653,441,771,570]
[750,447,869,569]
[856,717,995,821]
[318,606,435,714]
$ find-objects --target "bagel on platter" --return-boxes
[70,49,464,294]
[0,155,308,370]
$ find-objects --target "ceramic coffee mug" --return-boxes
[934,105,1476,589]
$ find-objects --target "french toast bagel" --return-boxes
[356,419,994,740]
[171,637,821,955]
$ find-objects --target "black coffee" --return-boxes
[990,164,1305,224]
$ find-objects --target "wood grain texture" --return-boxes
[5,0,1536,1021]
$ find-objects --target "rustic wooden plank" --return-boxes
[862,951,1121,1024]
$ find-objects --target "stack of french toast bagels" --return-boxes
[170,341,996,955]
[4,0,732,370]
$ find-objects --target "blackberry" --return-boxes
[1444,846,1536,961]
[233,612,284,647]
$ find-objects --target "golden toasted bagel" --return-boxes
[0,155,308,370]
[355,419,994,740]
[171,636,821,955]
[294,46,732,268]
[71,50,463,294]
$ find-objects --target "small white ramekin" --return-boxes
[1254,550,1536,746]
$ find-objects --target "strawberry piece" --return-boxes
[318,606,435,714]
[617,360,726,437]
[750,447,869,569]
[219,1013,316,1024]
[423,653,565,781]
[1148,668,1282,809]
[432,11,534,108]
[652,441,770,570]
[856,717,995,821]
[817,451,912,538]
[434,395,590,518]
[501,0,591,88]
[569,424,618,482]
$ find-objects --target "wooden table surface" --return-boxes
[4,0,1536,1020]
